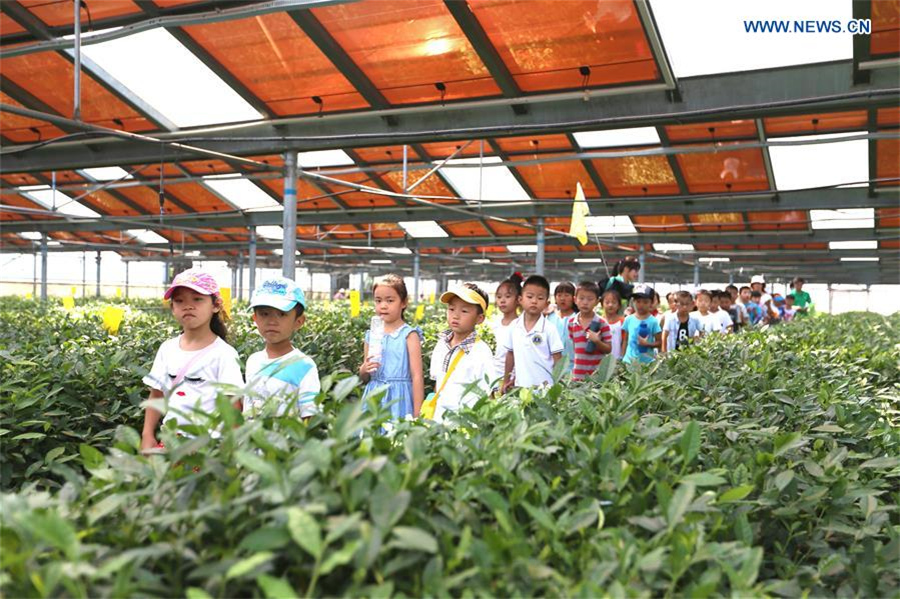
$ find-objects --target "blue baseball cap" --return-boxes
[250,276,306,311]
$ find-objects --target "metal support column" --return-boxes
[163,258,169,285]
[125,261,130,299]
[413,251,420,303]
[729,272,735,285]
[248,227,257,294]
[236,251,243,301]
[827,284,834,314]
[95,251,101,297]
[73,0,81,121]
[32,249,37,298]
[638,246,646,283]
[40,233,48,301]
[693,259,700,287]
[231,261,237,294]
[536,217,545,275]
[283,151,298,279]
[82,251,87,297]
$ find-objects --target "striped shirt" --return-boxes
[568,314,611,381]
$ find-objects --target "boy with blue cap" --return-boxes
[244,276,320,419]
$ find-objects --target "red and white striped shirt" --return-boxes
[568,313,611,381]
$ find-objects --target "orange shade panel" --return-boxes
[509,154,599,199]
[0,92,67,143]
[876,138,899,186]
[877,208,900,228]
[441,221,492,237]
[183,13,369,116]
[746,210,808,231]
[665,120,757,143]
[166,183,235,212]
[353,146,420,164]
[871,0,900,56]
[632,214,688,232]
[688,212,745,232]
[468,0,658,92]
[764,111,867,137]
[313,0,500,104]
[380,169,460,204]
[495,134,572,154]
[20,0,139,27]
[592,152,679,196]
[676,146,769,193]
[878,107,900,127]
[486,219,533,236]
[420,140,486,159]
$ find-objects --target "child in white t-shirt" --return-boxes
[141,269,244,451]
[425,283,494,423]
[601,289,625,360]
[501,275,564,390]
[489,273,522,386]
[244,276,320,420]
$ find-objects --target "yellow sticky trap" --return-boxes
[415,304,425,322]
[62,296,75,311]
[70,286,77,297]
[25,292,33,299]
[102,306,125,334]
[220,287,232,316]
[115,287,122,298]
[350,290,361,318]
[486,304,495,318]
[429,292,435,304]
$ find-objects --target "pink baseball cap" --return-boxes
[163,268,220,300]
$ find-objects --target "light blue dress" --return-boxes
[363,323,423,419]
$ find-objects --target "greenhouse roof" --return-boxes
[0,0,898,284]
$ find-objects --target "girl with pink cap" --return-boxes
[141,268,244,451]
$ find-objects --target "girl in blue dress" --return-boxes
[358,274,424,419]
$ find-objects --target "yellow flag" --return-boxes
[115,287,122,298]
[429,292,435,304]
[415,304,425,322]
[71,285,77,297]
[220,287,232,316]
[350,290,361,318]
[62,296,75,311]
[102,306,125,335]
[25,292,33,299]
[569,181,590,245]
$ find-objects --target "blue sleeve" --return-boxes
[651,318,662,335]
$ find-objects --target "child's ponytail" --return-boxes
[498,271,524,297]
[210,295,229,341]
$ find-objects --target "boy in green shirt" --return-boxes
[789,277,813,317]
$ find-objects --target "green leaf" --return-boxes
[235,450,280,481]
[287,507,322,559]
[20,511,79,560]
[44,446,65,463]
[88,493,125,525]
[257,575,299,599]
[667,482,695,529]
[734,512,753,546]
[773,431,805,457]
[811,424,845,433]
[859,456,900,469]
[719,485,754,503]
[680,421,701,465]
[802,460,825,478]
[226,552,274,580]
[638,547,667,572]
[79,443,105,469]
[186,588,213,599]
[319,540,361,576]
[239,527,290,552]
[391,526,438,554]
[774,470,794,491]
[682,471,727,486]
[10,432,46,441]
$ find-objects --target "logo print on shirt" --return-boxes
[532,334,543,345]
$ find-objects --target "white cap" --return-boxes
[751,275,765,285]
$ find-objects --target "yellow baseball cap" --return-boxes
[440,284,487,312]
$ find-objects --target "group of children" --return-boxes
[141,264,813,446]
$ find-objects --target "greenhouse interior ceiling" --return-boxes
[0,0,898,284]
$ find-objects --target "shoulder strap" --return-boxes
[433,346,467,404]
[173,339,218,387]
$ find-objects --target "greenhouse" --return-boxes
[0,0,898,597]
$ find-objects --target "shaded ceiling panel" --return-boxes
[0,92,67,143]
[871,0,900,56]
[881,240,900,249]
[420,140,486,158]
[676,146,769,193]
[468,0,659,91]
[166,182,236,212]
[0,193,49,220]
[323,172,396,208]
[380,170,461,204]
[441,220,492,237]
[764,111,867,137]
[19,0,139,27]
[632,214,688,232]
[877,207,900,228]
[181,159,235,175]
[313,0,500,104]
[591,152,679,196]
[117,185,186,214]
[509,154,599,199]
[878,107,900,127]
[495,134,572,154]
[183,13,369,116]
[486,219,533,236]
[0,13,26,35]
[781,243,828,250]
[473,245,509,253]
[746,210,808,231]
[78,189,142,216]
[665,120,757,143]
[261,178,341,210]
[688,212,745,232]
[353,146,420,164]
[876,138,899,186]
[1,52,156,132]
[1,173,42,186]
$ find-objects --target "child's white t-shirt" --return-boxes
[500,313,564,387]
[429,336,493,423]
[606,318,624,359]
[697,312,722,334]
[143,336,244,426]
[716,309,734,332]
[244,347,320,419]
[488,315,514,384]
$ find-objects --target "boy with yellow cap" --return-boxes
[423,283,494,423]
